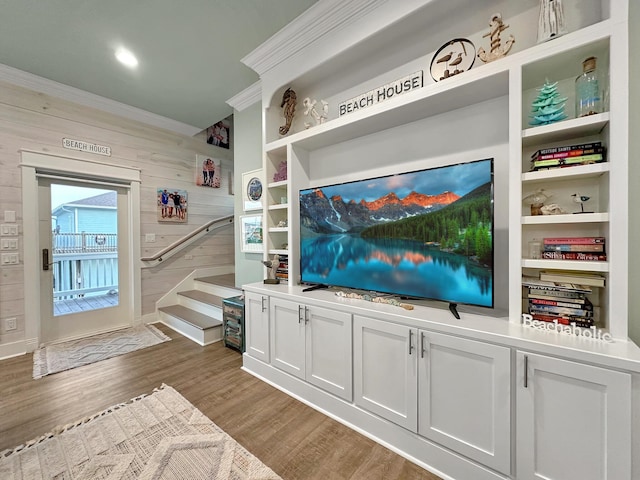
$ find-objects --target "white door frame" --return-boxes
[20,150,142,351]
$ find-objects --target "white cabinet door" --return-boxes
[305,305,352,401]
[245,292,270,362]
[270,297,305,378]
[418,331,511,474]
[353,315,417,431]
[516,352,632,480]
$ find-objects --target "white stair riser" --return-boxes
[178,296,223,318]
[158,311,222,346]
[194,282,241,299]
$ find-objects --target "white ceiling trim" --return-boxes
[226,80,261,112]
[241,0,387,77]
[0,63,202,137]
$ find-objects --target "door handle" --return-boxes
[409,330,414,355]
[261,296,266,312]
[42,248,57,271]
[298,305,303,323]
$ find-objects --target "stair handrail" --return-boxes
[141,215,234,268]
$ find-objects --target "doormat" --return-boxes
[0,384,282,479]
[33,324,171,379]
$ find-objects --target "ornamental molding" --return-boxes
[241,0,387,77]
[226,80,262,111]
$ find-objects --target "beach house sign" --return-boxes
[339,71,423,116]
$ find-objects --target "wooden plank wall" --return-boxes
[0,81,235,347]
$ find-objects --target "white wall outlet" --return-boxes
[5,317,17,331]
[1,253,19,264]
[145,233,156,243]
[1,238,18,250]
[0,224,18,236]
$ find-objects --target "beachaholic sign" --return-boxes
[339,71,424,116]
[521,313,614,343]
[62,138,111,156]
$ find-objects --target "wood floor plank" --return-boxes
[0,324,442,480]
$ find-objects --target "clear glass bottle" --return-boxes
[575,56,601,117]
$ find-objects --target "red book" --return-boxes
[543,237,605,245]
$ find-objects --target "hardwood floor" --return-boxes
[0,324,442,480]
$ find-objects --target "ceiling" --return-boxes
[0,0,318,134]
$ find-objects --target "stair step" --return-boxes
[195,274,236,289]
[178,290,224,308]
[158,305,222,330]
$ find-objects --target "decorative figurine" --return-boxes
[572,193,593,214]
[523,188,551,216]
[478,13,515,63]
[302,97,328,129]
[540,203,567,215]
[537,0,567,44]
[277,219,288,228]
[262,254,280,284]
[279,88,297,136]
[529,80,568,126]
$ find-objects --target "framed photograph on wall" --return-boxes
[157,188,188,223]
[242,168,264,211]
[240,214,263,253]
[196,154,221,188]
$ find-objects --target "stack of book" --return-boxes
[530,142,606,171]
[541,236,607,261]
[522,276,595,327]
[275,255,289,281]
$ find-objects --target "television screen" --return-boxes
[299,158,494,308]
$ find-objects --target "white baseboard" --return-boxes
[0,340,28,360]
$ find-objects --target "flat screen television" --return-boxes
[299,158,494,310]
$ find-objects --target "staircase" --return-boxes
[157,273,241,346]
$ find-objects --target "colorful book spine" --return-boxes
[543,237,605,245]
[530,297,593,310]
[527,288,586,300]
[529,304,594,317]
[533,147,604,161]
[532,153,604,168]
[543,244,605,252]
[529,314,594,328]
[532,142,602,157]
[541,251,607,261]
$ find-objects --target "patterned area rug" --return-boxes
[33,324,171,379]
[0,384,282,479]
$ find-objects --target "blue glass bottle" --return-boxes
[575,57,601,117]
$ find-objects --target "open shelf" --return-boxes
[522,162,609,182]
[521,213,608,224]
[521,113,610,147]
[522,258,609,272]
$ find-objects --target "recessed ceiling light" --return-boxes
[115,48,138,68]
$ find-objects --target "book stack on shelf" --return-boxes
[522,276,598,328]
[530,142,606,171]
[541,236,606,261]
[275,254,289,281]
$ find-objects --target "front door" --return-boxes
[38,177,132,343]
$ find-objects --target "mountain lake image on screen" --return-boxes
[299,158,494,308]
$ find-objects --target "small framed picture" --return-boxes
[242,168,264,211]
[240,215,263,253]
[196,154,221,188]
[157,188,188,223]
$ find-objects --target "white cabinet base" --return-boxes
[242,354,509,480]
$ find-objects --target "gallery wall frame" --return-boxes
[242,168,264,212]
[240,214,263,253]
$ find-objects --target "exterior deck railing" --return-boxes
[52,232,118,300]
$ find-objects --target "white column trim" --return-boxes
[226,81,262,112]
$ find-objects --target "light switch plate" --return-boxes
[4,211,16,223]
[1,238,18,250]
[0,224,18,236]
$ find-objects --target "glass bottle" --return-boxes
[575,57,601,117]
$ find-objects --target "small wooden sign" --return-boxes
[339,71,423,116]
[62,138,111,156]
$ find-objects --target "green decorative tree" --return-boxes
[529,80,568,126]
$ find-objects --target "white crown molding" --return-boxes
[0,63,202,137]
[241,0,387,77]
[226,80,262,111]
